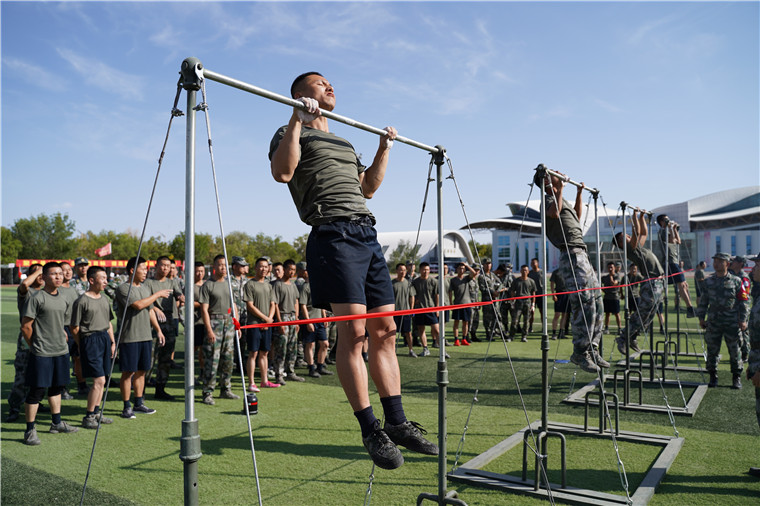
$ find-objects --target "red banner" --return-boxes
[95,242,112,257]
[15,259,184,268]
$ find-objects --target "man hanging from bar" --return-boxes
[269,72,438,470]
[613,208,664,356]
[536,169,607,373]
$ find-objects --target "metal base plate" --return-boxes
[448,420,684,506]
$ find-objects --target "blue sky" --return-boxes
[2,1,758,248]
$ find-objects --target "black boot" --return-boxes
[708,371,718,388]
[731,374,742,390]
[155,384,175,401]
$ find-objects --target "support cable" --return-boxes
[196,77,263,504]
[80,80,185,506]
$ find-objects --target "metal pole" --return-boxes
[593,193,602,358]
[661,219,670,379]
[620,203,630,404]
[435,147,449,503]
[539,176,549,432]
[179,56,202,506]
[542,166,599,196]
[201,68,442,155]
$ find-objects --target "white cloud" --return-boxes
[593,98,624,114]
[56,48,145,101]
[2,57,63,91]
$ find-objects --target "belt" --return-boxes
[209,314,230,320]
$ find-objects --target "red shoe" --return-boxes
[454,340,461,346]
[462,339,470,346]
[262,381,281,388]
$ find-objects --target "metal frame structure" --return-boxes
[449,166,684,503]
[177,57,464,506]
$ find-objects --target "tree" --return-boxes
[292,233,309,260]
[469,240,491,263]
[169,232,216,264]
[1,226,22,263]
[387,240,421,270]
[247,232,299,263]
[11,213,76,259]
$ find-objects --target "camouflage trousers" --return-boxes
[499,301,512,337]
[481,303,496,339]
[510,301,531,337]
[150,321,176,387]
[704,322,743,374]
[273,314,298,377]
[621,277,663,344]
[7,333,30,413]
[202,317,236,395]
[559,249,604,352]
[469,307,480,339]
[739,329,750,359]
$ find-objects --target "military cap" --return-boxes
[496,264,507,271]
[296,261,307,271]
[472,263,481,270]
[231,256,248,266]
[712,252,732,262]
[505,263,513,269]
[263,256,272,264]
[74,257,89,265]
[730,255,747,266]
[482,258,492,264]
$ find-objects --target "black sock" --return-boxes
[52,413,62,425]
[380,395,407,426]
[354,406,380,438]
[86,411,94,417]
[308,364,316,372]
[124,400,132,410]
[135,396,144,406]
[26,421,35,432]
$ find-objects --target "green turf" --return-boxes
[1,285,759,505]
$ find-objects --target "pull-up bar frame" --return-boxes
[536,164,599,196]
[178,57,461,506]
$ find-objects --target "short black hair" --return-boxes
[272,262,283,269]
[42,262,61,275]
[420,262,430,269]
[87,266,106,282]
[291,72,323,98]
[607,262,616,268]
[194,261,205,268]
[255,258,269,266]
[127,256,147,274]
[656,214,668,226]
[283,259,296,269]
[520,264,529,270]
[396,263,406,270]
[156,255,171,265]
[213,254,226,264]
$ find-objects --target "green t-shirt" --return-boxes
[272,280,299,314]
[298,281,323,319]
[17,286,38,324]
[545,195,586,250]
[392,278,415,311]
[198,279,233,316]
[411,277,438,309]
[511,278,537,299]
[550,269,566,293]
[71,293,114,336]
[115,283,153,344]
[450,275,474,304]
[602,273,622,301]
[24,289,69,357]
[626,243,664,278]
[145,277,183,319]
[269,126,373,226]
[243,279,275,323]
[58,285,80,322]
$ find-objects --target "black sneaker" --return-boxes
[61,389,74,401]
[384,420,439,456]
[121,407,136,419]
[308,368,321,378]
[317,365,333,376]
[686,306,696,318]
[362,428,404,470]
[5,410,20,423]
[630,340,641,353]
[133,404,156,414]
[23,427,41,445]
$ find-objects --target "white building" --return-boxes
[376,230,474,270]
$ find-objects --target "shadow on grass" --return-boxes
[657,473,760,499]
[1,455,134,505]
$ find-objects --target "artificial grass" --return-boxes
[2,285,759,505]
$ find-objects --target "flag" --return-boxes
[95,242,112,257]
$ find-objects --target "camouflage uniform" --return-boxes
[202,316,236,396]
[620,277,663,345]
[748,287,760,427]
[70,275,89,296]
[275,315,299,379]
[499,270,514,336]
[558,249,604,350]
[731,268,752,360]
[478,271,501,339]
[468,275,480,339]
[697,272,750,375]
[230,273,249,368]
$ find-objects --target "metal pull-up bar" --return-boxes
[181,60,442,155]
[619,201,653,218]
[535,164,599,196]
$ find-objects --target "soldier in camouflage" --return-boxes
[614,208,664,358]
[729,255,752,363]
[230,256,250,373]
[468,263,481,342]
[497,264,514,338]
[478,259,502,341]
[70,257,90,296]
[746,253,760,478]
[697,252,750,389]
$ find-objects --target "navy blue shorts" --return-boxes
[603,299,620,314]
[81,330,112,378]
[119,341,152,372]
[306,218,395,311]
[194,324,205,348]
[414,312,439,326]
[25,353,71,388]
[302,322,327,344]
[394,315,412,333]
[247,326,272,352]
[554,294,569,313]
[65,326,79,357]
[667,262,686,284]
[452,308,472,322]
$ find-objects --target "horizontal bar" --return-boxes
[620,202,654,217]
[202,68,442,155]
[539,165,599,196]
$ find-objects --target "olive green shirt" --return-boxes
[115,283,154,344]
[24,289,69,357]
[198,279,233,316]
[243,279,275,323]
[412,277,438,309]
[298,281,323,319]
[272,280,299,314]
[145,277,183,319]
[626,243,664,278]
[71,293,114,336]
[392,278,415,311]
[545,195,586,250]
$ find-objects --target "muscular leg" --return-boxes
[332,303,372,411]
[366,305,401,398]
[120,371,134,401]
[87,376,106,412]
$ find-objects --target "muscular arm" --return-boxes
[360,128,397,199]
[546,180,563,219]
[21,317,34,345]
[574,183,584,220]
[270,114,303,184]
[18,269,42,296]
[246,300,272,324]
